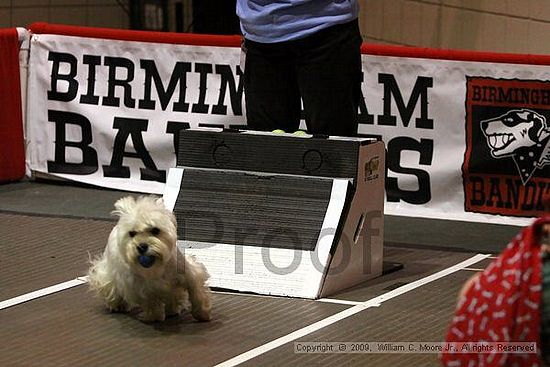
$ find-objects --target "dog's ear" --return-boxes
[155,197,165,207]
[154,197,176,225]
[112,196,136,217]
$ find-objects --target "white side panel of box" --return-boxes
[165,167,350,299]
[320,141,386,297]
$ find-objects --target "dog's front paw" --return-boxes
[165,302,186,317]
[106,298,131,313]
[165,288,190,317]
[108,304,131,313]
[191,303,212,322]
[138,304,166,322]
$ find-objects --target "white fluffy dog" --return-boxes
[87,196,212,322]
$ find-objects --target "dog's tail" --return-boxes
[87,256,118,303]
[177,251,210,286]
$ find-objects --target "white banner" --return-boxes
[27,34,244,194]
[362,55,550,225]
[26,33,550,225]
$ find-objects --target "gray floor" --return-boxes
[0,179,521,252]
[0,178,524,367]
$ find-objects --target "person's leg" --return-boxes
[294,20,362,136]
[242,40,301,132]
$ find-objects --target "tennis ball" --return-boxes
[271,129,286,134]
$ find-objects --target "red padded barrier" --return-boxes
[29,22,242,47]
[0,28,25,183]
[29,22,550,65]
[361,43,550,66]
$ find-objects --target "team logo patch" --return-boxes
[481,109,550,184]
[364,156,380,182]
[463,77,550,217]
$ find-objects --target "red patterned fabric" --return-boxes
[0,28,25,182]
[440,216,550,367]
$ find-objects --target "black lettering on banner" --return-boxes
[46,52,246,116]
[386,137,433,204]
[521,181,537,211]
[211,64,244,115]
[467,176,549,212]
[166,121,190,157]
[102,57,136,108]
[139,60,192,112]
[471,85,550,105]
[47,52,78,102]
[535,181,548,211]
[191,63,213,114]
[472,85,482,102]
[47,110,98,174]
[79,55,101,105]
[102,117,166,182]
[483,178,547,210]
[469,176,485,206]
[377,74,434,129]
[486,177,504,208]
[504,178,520,209]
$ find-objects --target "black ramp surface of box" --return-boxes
[173,169,335,251]
[165,128,385,299]
[177,129,360,178]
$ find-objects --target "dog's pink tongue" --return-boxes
[138,255,155,268]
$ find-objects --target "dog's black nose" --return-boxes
[137,244,149,254]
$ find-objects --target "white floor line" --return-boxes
[0,276,89,310]
[315,298,364,306]
[213,253,491,367]
[461,267,485,272]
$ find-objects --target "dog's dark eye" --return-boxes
[151,227,160,235]
[129,231,137,237]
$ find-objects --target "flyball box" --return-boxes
[163,128,385,299]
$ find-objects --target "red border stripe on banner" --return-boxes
[29,22,550,66]
[362,43,550,66]
[29,22,242,47]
